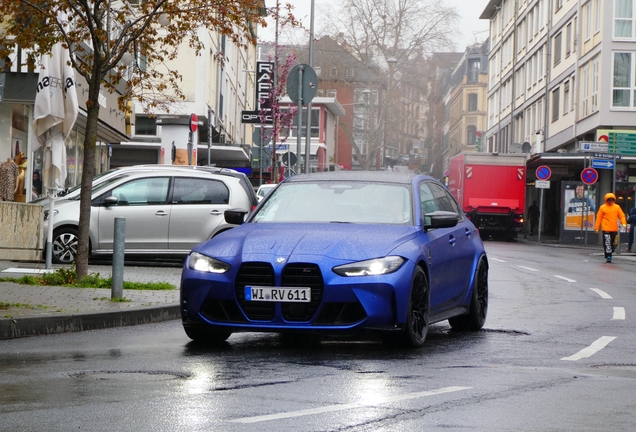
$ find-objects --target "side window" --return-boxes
[429,183,462,216]
[419,182,439,215]
[172,178,229,205]
[110,177,169,205]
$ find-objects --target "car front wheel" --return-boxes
[51,227,79,264]
[401,266,430,348]
[183,325,231,345]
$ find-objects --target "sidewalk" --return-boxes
[0,260,182,340]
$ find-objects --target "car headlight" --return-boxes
[333,256,405,277]
[188,252,231,274]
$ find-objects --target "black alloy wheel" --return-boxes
[449,258,488,331]
[401,266,430,348]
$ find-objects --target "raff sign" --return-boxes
[242,61,274,124]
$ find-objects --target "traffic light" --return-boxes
[475,131,483,152]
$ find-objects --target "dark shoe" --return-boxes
[606,258,612,263]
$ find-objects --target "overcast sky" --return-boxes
[262,0,491,50]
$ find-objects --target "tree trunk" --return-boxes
[74,89,100,279]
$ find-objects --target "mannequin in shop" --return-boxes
[0,156,19,201]
[14,152,27,203]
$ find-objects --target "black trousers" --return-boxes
[603,232,617,259]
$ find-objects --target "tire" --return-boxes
[400,266,430,348]
[449,258,488,331]
[183,324,231,344]
[51,227,79,264]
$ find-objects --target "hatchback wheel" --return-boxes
[52,228,79,264]
[183,325,231,345]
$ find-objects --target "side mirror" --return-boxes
[224,208,249,225]
[423,211,460,231]
[103,196,119,206]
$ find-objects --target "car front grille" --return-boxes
[234,262,325,322]
[281,264,323,321]
[235,262,276,320]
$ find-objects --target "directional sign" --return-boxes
[592,158,615,169]
[535,180,550,189]
[579,141,609,152]
[536,165,551,180]
[581,167,599,185]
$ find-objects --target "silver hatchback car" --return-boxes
[44,169,255,264]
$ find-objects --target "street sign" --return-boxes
[580,141,609,152]
[535,180,550,189]
[581,167,599,185]
[536,165,551,180]
[592,158,615,169]
[287,64,318,105]
[189,113,198,133]
[281,152,297,167]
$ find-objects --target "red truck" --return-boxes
[448,152,526,240]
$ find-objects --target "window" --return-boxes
[592,59,599,112]
[613,52,632,107]
[555,0,563,11]
[554,32,562,66]
[330,67,337,77]
[173,178,229,205]
[429,183,461,214]
[468,94,478,111]
[615,0,633,38]
[594,0,601,33]
[566,23,572,56]
[582,63,590,115]
[467,125,477,146]
[344,68,355,78]
[135,115,157,136]
[282,107,321,138]
[109,177,169,206]
[468,59,480,82]
[584,2,592,40]
[552,87,560,122]
[564,80,570,114]
[315,66,321,76]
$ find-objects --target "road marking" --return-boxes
[491,258,506,262]
[561,336,617,361]
[554,275,576,283]
[589,288,612,299]
[518,265,538,271]
[229,386,472,424]
[613,307,625,320]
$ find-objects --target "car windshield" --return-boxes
[252,181,412,224]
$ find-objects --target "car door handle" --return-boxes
[448,236,456,246]
[210,210,222,216]
[155,210,168,216]
[465,228,471,237]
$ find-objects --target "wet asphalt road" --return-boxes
[1,241,636,431]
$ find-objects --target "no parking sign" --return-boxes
[581,168,598,185]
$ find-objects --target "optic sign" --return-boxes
[536,165,551,180]
[242,61,274,124]
[581,167,599,185]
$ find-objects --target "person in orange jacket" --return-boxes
[594,192,627,263]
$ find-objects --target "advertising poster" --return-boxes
[563,182,596,231]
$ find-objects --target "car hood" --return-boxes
[193,223,418,262]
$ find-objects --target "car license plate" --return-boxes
[244,286,311,302]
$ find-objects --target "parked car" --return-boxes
[35,165,257,208]
[44,169,256,264]
[180,171,489,348]
[255,183,276,201]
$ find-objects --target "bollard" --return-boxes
[112,217,125,299]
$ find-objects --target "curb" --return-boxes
[0,304,180,340]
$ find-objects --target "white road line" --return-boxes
[589,288,613,299]
[613,307,626,320]
[229,386,472,424]
[561,336,617,361]
[491,258,506,262]
[554,275,577,283]
[518,265,539,271]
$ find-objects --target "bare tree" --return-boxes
[322,0,460,170]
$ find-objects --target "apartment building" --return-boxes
[481,0,636,242]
